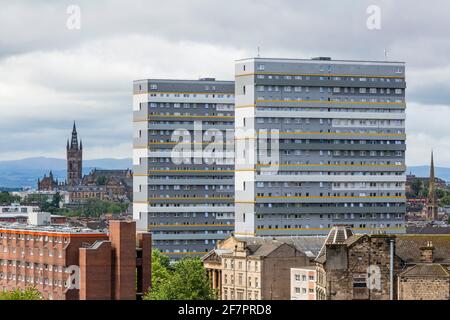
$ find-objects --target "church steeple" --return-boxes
[70,121,79,150]
[427,150,438,220]
[67,121,83,186]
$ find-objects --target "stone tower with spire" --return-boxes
[427,151,438,220]
[66,122,83,186]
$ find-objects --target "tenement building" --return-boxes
[234,57,407,237]
[202,235,324,300]
[315,225,399,300]
[0,217,151,300]
[133,79,235,259]
[315,226,450,300]
[396,235,450,300]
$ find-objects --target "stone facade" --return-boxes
[316,227,450,300]
[202,235,323,300]
[316,234,399,300]
[67,122,83,186]
[397,241,450,300]
[37,171,59,191]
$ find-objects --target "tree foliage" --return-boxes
[442,195,450,206]
[0,191,21,205]
[0,287,43,300]
[143,250,215,300]
[410,179,422,197]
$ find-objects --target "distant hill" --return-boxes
[0,157,448,188]
[407,166,450,183]
[0,157,132,188]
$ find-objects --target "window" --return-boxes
[353,274,367,288]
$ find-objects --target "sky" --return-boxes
[0,0,449,166]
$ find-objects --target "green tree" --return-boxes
[421,187,429,198]
[0,191,21,205]
[0,287,43,300]
[436,188,446,199]
[441,195,450,206]
[143,252,215,300]
[410,179,422,197]
[96,176,107,185]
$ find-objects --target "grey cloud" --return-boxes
[0,0,450,165]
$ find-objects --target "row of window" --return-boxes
[256,202,405,208]
[149,102,234,110]
[223,288,259,300]
[149,93,233,99]
[223,259,260,272]
[0,233,68,243]
[256,85,403,95]
[257,223,404,229]
[148,121,233,126]
[148,84,230,92]
[255,96,404,103]
[256,191,404,197]
[1,246,63,258]
[149,212,234,218]
[0,273,67,288]
[256,212,403,220]
[149,185,232,191]
[223,274,260,288]
[257,182,404,188]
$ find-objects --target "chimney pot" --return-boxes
[420,241,435,263]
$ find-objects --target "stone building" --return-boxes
[396,235,450,300]
[315,225,400,300]
[427,151,439,220]
[315,226,450,300]
[202,235,324,300]
[38,123,132,204]
[67,122,83,186]
[37,171,59,191]
[397,241,450,300]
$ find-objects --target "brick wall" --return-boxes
[79,241,112,300]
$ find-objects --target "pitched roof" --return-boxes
[396,235,450,264]
[242,236,325,258]
[399,264,450,277]
[315,226,357,263]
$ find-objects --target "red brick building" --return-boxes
[0,219,151,300]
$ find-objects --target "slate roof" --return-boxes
[242,236,326,258]
[396,235,450,264]
[399,264,450,277]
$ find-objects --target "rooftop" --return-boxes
[133,78,234,84]
[396,234,450,264]
[236,235,325,258]
[0,222,106,236]
[236,57,405,65]
[399,263,450,277]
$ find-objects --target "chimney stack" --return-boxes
[420,241,435,263]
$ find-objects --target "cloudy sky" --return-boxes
[0,0,449,166]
